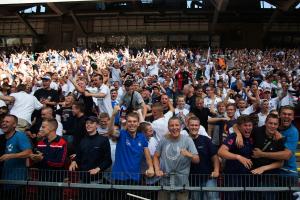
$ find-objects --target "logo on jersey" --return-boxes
[7,144,13,152]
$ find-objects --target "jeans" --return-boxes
[190,179,219,200]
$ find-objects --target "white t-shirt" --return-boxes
[117,87,124,102]
[56,120,63,136]
[97,127,108,135]
[215,73,229,84]
[151,111,173,141]
[269,97,279,111]
[61,83,69,96]
[258,112,268,127]
[147,63,159,76]
[205,63,213,80]
[280,94,297,107]
[66,79,75,94]
[111,67,122,83]
[235,105,255,118]
[204,96,222,111]
[50,82,59,91]
[9,91,43,124]
[180,125,210,138]
[174,108,189,117]
[0,99,6,107]
[148,136,159,156]
[97,84,113,117]
[86,86,99,106]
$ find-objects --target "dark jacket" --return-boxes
[76,133,112,172]
[36,135,67,170]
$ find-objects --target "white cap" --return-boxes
[228,99,235,104]
[0,100,6,107]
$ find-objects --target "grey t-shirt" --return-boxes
[156,134,198,186]
[120,91,144,111]
[110,67,122,83]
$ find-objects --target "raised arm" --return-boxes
[0,95,15,104]
[208,117,228,124]
[69,78,85,94]
[233,124,244,148]
[107,105,121,139]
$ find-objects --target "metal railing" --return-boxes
[0,168,299,200]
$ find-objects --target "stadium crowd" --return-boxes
[0,47,299,200]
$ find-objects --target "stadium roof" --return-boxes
[0,0,298,22]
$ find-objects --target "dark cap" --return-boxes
[86,116,99,123]
[124,79,133,87]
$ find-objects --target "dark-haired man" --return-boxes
[28,107,63,139]
[56,94,75,135]
[34,75,59,108]
[30,119,67,172]
[69,116,112,182]
[250,106,298,200]
[119,79,146,118]
[251,114,286,174]
[85,74,113,117]
[0,115,32,180]
[69,78,94,116]
[218,115,254,200]
[109,108,154,183]
[68,102,87,153]
[30,118,67,200]
[188,116,220,200]
[218,115,254,174]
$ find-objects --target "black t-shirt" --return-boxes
[34,88,59,106]
[74,91,95,116]
[186,95,196,107]
[30,117,43,135]
[190,107,212,131]
[190,135,217,175]
[68,115,87,150]
[252,126,285,169]
[56,106,74,133]
[32,88,59,121]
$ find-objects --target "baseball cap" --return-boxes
[86,116,99,123]
[124,79,133,87]
[0,100,6,108]
[263,87,271,93]
[42,75,51,80]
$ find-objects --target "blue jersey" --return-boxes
[281,124,299,172]
[112,129,148,181]
[111,100,120,125]
[2,131,31,180]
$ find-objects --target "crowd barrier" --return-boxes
[0,168,299,200]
